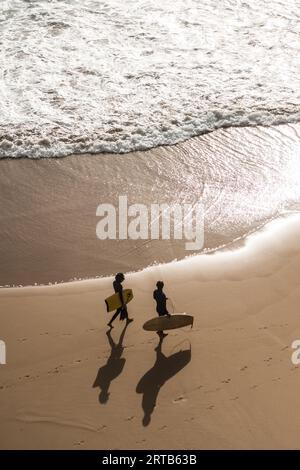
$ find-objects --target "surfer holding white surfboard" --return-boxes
[153,281,171,338]
[143,281,194,333]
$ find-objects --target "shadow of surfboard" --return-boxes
[136,339,191,426]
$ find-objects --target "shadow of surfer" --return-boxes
[93,323,129,404]
[136,337,191,426]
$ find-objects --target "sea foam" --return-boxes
[0,0,300,158]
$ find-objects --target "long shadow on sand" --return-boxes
[136,338,191,426]
[93,323,128,404]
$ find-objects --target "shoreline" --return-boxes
[2,118,300,161]
[0,210,297,290]
[1,122,300,287]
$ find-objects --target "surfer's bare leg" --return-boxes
[122,305,133,324]
[157,330,168,338]
[108,307,122,327]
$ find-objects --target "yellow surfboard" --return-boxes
[143,314,194,331]
[105,289,133,312]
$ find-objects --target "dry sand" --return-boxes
[1,214,300,449]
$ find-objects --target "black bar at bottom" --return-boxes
[0,449,297,465]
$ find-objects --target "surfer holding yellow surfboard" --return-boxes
[107,273,134,329]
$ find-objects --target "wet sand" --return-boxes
[1,123,300,286]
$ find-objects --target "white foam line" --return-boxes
[2,212,300,293]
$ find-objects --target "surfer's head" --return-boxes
[156,280,164,289]
[115,272,125,282]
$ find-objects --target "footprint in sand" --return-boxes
[230,396,239,401]
[240,366,248,371]
[250,384,259,390]
[125,416,135,421]
[47,365,63,374]
[96,425,107,431]
[73,440,85,447]
[264,357,272,363]
[207,404,214,410]
[173,396,187,403]
[221,378,231,384]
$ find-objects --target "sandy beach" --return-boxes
[1,213,300,449]
[1,1,300,452]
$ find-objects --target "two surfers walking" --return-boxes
[107,274,171,337]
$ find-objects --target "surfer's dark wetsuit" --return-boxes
[153,281,170,337]
[153,288,168,316]
[108,273,133,328]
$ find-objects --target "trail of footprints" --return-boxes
[1,327,297,426]
[0,328,103,390]
[11,331,98,386]
[174,343,295,412]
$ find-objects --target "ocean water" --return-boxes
[1,123,300,286]
[0,0,300,158]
